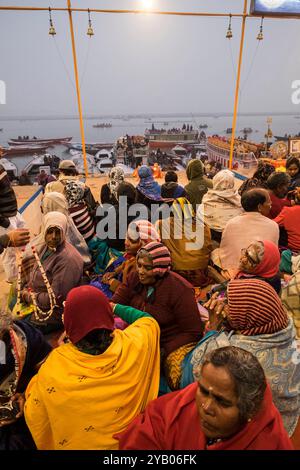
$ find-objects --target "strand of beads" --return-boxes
[15,249,25,316]
[31,246,57,322]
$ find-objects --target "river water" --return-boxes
[1,113,299,174]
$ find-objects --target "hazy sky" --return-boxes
[1,0,300,116]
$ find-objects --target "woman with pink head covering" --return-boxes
[91,220,161,300]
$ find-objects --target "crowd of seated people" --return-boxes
[0,159,300,451]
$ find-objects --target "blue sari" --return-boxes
[90,255,126,299]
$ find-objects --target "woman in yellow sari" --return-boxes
[24,285,160,450]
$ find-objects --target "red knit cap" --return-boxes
[63,286,114,343]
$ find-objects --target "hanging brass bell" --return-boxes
[49,22,56,36]
[226,28,233,39]
[257,28,263,41]
[87,25,94,37]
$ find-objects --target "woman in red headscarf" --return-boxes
[235,239,281,293]
[115,346,293,450]
[24,286,160,450]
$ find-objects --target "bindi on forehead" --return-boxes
[201,364,235,396]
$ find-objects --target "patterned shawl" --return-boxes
[108,167,125,199]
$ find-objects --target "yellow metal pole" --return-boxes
[67,0,88,178]
[229,0,248,170]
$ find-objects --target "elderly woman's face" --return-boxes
[239,244,258,273]
[196,363,241,440]
[136,254,156,285]
[45,226,62,250]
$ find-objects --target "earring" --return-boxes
[247,418,252,423]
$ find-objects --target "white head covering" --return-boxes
[212,170,235,191]
[43,211,68,243]
[201,170,243,232]
[27,194,90,263]
[42,192,69,216]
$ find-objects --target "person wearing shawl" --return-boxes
[281,270,300,338]
[184,159,213,212]
[238,160,275,196]
[95,220,161,297]
[202,240,281,323]
[100,167,125,206]
[161,170,186,199]
[116,346,293,450]
[112,241,204,391]
[105,181,140,252]
[17,212,84,332]
[161,182,186,199]
[183,279,299,440]
[45,160,97,217]
[0,309,51,449]
[64,180,95,243]
[24,285,160,450]
[136,165,162,207]
[90,182,143,273]
[34,192,90,264]
[201,170,243,243]
[158,197,212,287]
[211,188,279,278]
[17,192,89,297]
[235,240,281,293]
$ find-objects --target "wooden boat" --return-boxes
[8,136,72,145]
[1,145,49,156]
[66,142,113,155]
[92,123,112,128]
[145,128,199,150]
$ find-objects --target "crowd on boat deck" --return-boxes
[1,157,300,451]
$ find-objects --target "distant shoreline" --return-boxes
[1,111,300,121]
